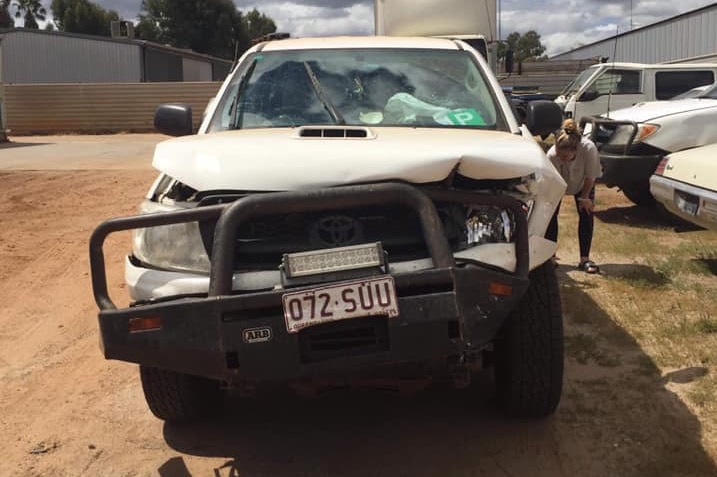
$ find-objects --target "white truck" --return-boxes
[89,13,566,425]
[554,62,717,121]
[374,0,498,70]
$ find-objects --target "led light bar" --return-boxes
[283,242,384,278]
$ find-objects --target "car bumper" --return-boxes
[650,175,717,230]
[600,151,664,188]
[99,264,529,383]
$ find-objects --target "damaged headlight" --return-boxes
[465,206,515,246]
[132,200,210,274]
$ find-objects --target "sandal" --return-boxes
[578,260,600,274]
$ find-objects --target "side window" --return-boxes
[655,71,715,100]
[590,69,641,96]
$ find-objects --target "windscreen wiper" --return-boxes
[303,61,345,125]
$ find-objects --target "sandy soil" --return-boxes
[0,135,715,477]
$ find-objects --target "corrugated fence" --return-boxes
[2,82,222,134]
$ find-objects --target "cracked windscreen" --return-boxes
[208,48,504,131]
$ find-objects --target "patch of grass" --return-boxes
[688,375,717,410]
[599,230,662,257]
[654,245,717,279]
[696,316,717,335]
[607,267,670,289]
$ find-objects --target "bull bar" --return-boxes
[89,182,532,383]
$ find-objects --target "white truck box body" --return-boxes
[374,0,497,41]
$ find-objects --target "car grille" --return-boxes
[199,204,466,271]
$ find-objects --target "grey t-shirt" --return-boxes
[547,138,601,196]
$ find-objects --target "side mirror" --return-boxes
[154,104,193,137]
[505,50,514,74]
[524,100,563,137]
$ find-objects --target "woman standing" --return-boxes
[545,119,602,273]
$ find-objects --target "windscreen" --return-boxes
[699,83,717,99]
[208,48,504,131]
[560,67,598,96]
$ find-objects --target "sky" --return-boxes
[21,0,717,57]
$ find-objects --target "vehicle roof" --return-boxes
[257,35,462,52]
[588,62,717,70]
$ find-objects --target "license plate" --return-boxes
[282,276,399,334]
[675,191,699,216]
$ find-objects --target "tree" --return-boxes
[51,0,119,36]
[1,0,14,28]
[12,0,46,29]
[498,30,547,63]
[137,0,255,59]
[245,8,276,42]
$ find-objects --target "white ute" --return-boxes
[90,35,567,424]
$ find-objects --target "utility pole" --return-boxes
[498,0,501,41]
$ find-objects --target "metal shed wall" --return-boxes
[553,5,717,63]
[2,82,222,134]
[143,48,183,82]
[183,58,213,81]
[0,30,141,84]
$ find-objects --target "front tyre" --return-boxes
[139,366,224,423]
[494,261,563,417]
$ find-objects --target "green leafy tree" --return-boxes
[1,0,14,28]
[12,0,46,29]
[135,14,160,42]
[498,30,547,62]
[137,0,260,59]
[245,8,276,42]
[50,0,119,36]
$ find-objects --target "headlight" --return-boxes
[636,123,660,142]
[608,123,660,145]
[132,200,210,274]
[465,206,515,246]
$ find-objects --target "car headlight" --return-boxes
[132,200,210,274]
[465,206,515,246]
[609,123,660,145]
[636,123,660,142]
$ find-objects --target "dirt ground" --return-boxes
[1,135,716,477]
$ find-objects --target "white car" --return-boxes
[89,36,566,423]
[650,143,717,230]
[584,83,717,206]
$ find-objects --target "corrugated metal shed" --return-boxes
[552,4,717,63]
[0,29,141,83]
[183,58,213,81]
[0,28,232,84]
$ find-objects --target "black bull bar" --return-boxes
[89,182,531,380]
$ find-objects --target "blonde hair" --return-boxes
[555,119,581,152]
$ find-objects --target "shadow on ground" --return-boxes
[694,258,717,276]
[595,204,703,232]
[159,268,717,477]
[0,140,51,150]
[595,262,671,286]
